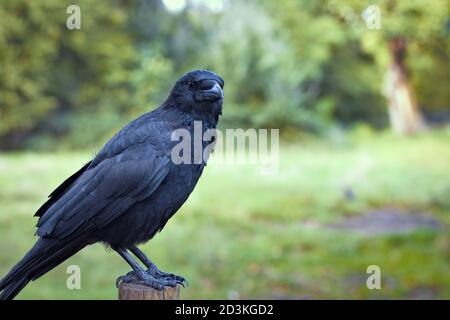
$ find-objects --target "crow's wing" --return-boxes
[35,118,173,240]
[34,161,92,218]
[34,115,169,221]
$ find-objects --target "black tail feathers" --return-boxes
[0,238,85,300]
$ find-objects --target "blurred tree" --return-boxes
[0,0,448,149]
[266,0,389,131]
[0,1,62,147]
[382,37,425,135]
[333,0,449,135]
[0,0,130,148]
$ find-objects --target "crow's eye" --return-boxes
[187,80,198,90]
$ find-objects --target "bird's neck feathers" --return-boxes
[161,96,221,127]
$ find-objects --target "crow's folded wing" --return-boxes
[34,161,92,218]
[35,118,172,219]
[35,148,170,239]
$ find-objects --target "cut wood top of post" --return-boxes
[118,281,181,300]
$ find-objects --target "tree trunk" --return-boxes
[383,38,425,135]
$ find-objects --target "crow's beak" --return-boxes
[197,83,224,102]
[205,83,224,100]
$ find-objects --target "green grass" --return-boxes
[0,128,449,299]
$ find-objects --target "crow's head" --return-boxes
[170,69,224,120]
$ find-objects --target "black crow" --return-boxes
[0,69,224,300]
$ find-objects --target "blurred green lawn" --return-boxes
[0,129,449,299]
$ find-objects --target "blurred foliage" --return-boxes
[0,0,448,149]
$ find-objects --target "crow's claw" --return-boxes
[116,269,186,290]
[116,271,135,288]
[148,269,189,288]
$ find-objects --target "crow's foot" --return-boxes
[116,269,187,289]
[145,264,189,288]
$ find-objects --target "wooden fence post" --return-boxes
[118,281,181,300]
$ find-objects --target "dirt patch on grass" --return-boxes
[329,207,443,235]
